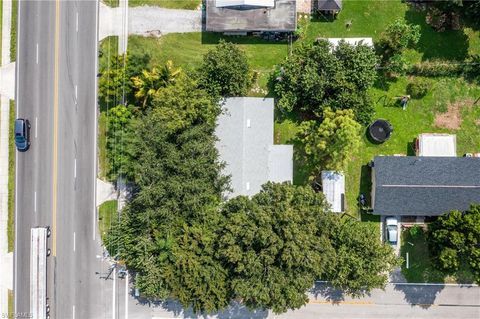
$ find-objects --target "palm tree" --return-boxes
[132,60,182,108]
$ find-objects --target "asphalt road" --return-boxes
[124,283,480,319]
[14,1,109,318]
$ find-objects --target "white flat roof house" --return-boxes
[321,171,345,213]
[327,37,374,49]
[416,133,457,157]
[215,97,293,199]
[216,0,275,7]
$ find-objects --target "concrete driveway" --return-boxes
[100,3,202,40]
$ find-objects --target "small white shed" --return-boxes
[321,171,345,213]
[416,133,457,157]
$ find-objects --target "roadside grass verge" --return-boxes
[129,0,201,9]
[99,200,117,243]
[98,113,108,180]
[98,36,118,180]
[8,290,13,317]
[8,101,15,252]
[102,0,119,7]
[400,228,475,283]
[10,0,16,61]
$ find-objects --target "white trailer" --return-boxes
[30,227,50,319]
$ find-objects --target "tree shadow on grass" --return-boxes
[201,31,289,46]
[404,8,469,61]
[373,72,399,92]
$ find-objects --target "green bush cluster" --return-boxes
[408,60,463,77]
[406,78,430,99]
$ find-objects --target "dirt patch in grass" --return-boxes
[434,99,473,130]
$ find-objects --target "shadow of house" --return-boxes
[393,283,444,309]
[404,8,469,61]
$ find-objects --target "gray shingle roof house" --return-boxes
[215,97,293,199]
[316,0,342,12]
[372,156,480,216]
[205,0,297,33]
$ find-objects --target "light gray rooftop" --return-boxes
[205,0,297,32]
[215,97,293,198]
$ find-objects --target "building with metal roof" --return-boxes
[215,97,293,199]
[416,133,457,157]
[372,156,480,216]
[205,0,296,33]
[321,171,345,213]
[316,0,342,12]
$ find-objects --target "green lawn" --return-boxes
[303,0,480,61]
[129,0,201,9]
[99,200,118,243]
[128,33,289,96]
[400,228,475,283]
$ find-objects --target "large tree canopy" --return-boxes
[324,219,399,296]
[199,40,252,97]
[217,183,337,314]
[274,40,378,124]
[106,116,231,312]
[297,107,362,174]
[428,205,480,282]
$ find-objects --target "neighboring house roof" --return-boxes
[372,156,480,216]
[215,97,293,199]
[205,0,296,32]
[321,171,345,213]
[417,133,457,157]
[216,0,275,7]
[317,0,342,11]
[327,37,373,48]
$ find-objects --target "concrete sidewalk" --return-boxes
[0,0,14,315]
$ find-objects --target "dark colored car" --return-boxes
[14,118,30,151]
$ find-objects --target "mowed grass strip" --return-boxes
[129,0,201,9]
[8,101,15,252]
[99,200,118,244]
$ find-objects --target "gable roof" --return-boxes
[317,0,342,11]
[215,97,293,199]
[373,156,480,216]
